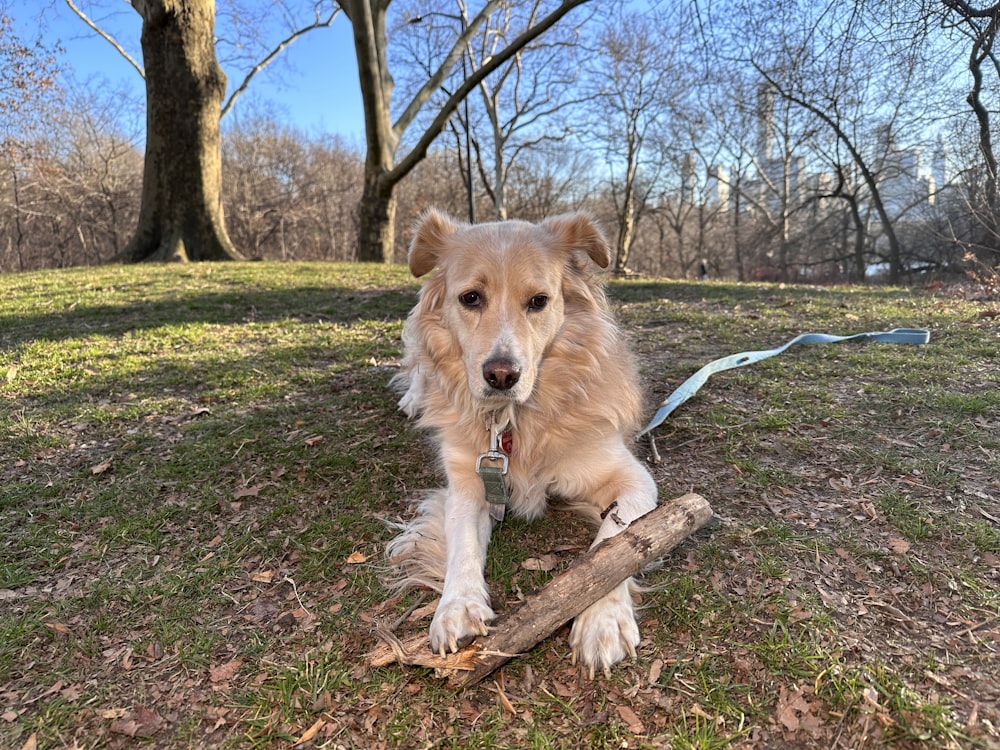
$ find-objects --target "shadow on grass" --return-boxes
[0,285,417,349]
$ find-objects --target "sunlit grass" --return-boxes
[1,264,996,749]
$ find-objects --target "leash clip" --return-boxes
[475,450,509,476]
[477,416,511,522]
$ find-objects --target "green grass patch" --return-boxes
[1,264,997,749]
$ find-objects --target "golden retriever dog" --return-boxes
[386,209,657,676]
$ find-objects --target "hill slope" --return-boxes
[1,263,997,749]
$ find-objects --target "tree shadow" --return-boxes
[0,284,417,350]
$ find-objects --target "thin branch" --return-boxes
[391,1,504,140]
[66,0,144,78]
[390,0,591,185]
[220,6,340,119]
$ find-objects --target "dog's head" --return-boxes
[407,209,611,407]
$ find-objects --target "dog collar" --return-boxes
[476,415,512,522]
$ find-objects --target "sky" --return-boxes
[8,0,366,143]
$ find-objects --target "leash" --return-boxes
[476,327,930,514]
[639,327,931,441]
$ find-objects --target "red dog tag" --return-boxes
[500,430,513,455]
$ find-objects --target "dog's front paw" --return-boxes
[569,583,639,678]
[429,597,495,656]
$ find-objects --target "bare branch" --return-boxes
[66,0,144,78]
[220,5,341,119]
[391,0,591,185]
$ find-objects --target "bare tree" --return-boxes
[0,8,63,271]
[0,81,143,271]
[65,0,339,262]
[393,0,588,222]
[221,113,364,260]
[695,0,943,282]
[930,1,1000,270]
[464,1,588,220]
[584,7,688,275]
[337,0,591,263]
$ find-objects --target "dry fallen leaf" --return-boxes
[209,659,243,683]
[294,718,326,746]
[616,704,646,734]
[495,682,517,715]
[60,683,83,701]
[521,554,557,571]
[888,536,911,555]
[648,658,663,685]
[110,707,163,738]
[775,685,819,734]
[45,621,73,636]
[234,484,262,499]
[90,458,113,475]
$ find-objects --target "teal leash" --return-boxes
[639,327,931,442]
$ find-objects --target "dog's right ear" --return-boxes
[540,212,611,270]
[408,209,459,277]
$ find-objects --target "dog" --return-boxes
[386,209,658,676]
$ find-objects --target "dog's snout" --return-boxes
[482,357,521,391]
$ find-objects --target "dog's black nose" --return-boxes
[482,358,521,390]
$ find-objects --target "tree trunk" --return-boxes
[615,190,636,274]
[344,0,396,262]
[117,0,242,262]
[357,168,397,263]
[966,11,1000,252]
[847,194,867,283]
[615,147,639,274]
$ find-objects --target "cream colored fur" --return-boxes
[386,209,658,676]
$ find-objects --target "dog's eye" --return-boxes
[527,294,548,311]
[459,291,482,308]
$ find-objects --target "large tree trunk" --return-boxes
[345,0,396,263]
[117,0,243,263]
[358,168,397,263]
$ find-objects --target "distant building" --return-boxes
[875,125,935,218]
[706,165,729,207]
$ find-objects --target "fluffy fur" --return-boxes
[386,209,658,676]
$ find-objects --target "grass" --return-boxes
[1,263,998,748]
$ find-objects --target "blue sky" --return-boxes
[8,1,365,143]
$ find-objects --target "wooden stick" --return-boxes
[369,493,712,687]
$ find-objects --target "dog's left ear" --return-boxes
[409,209,460,277]
[541,213,611,269]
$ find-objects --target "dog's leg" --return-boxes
[568,449,658,677]
[428,474,495,655]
